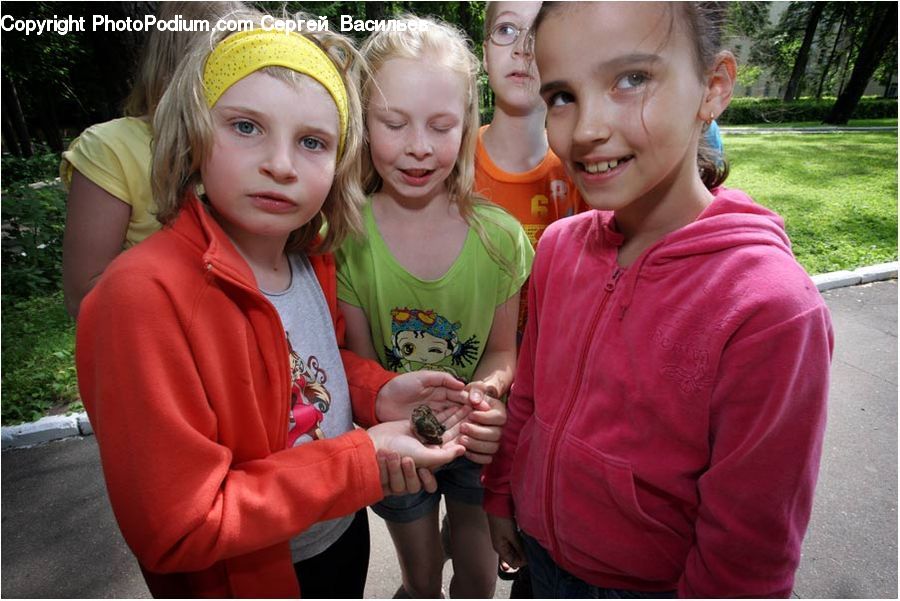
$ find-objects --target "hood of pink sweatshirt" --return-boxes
[483,187,833,597]
[604,187,795,319]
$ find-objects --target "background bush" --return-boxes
[719,96,897,125]
[1,292,79,424]
[1,182,67,298]
[1,145,62,187]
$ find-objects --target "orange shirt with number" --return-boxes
[474,125,586,248]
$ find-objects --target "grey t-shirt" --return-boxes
[264,252,354,563]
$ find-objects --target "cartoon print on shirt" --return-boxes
[385,307,479,379]
[286,337,332,447]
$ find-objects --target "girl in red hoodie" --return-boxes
[76,10,502,598]
[482,2,834,597]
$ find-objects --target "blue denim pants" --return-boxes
[521,532,677,599]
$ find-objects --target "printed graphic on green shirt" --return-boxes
[384,307,480,380]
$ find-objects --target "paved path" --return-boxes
[2,281,896,598]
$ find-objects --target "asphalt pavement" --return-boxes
[2,280,896,599]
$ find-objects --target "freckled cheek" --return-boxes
[369,131,404,164]
[436,133,464,168]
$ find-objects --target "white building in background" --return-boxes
[724,2,896,99]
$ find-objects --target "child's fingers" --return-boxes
[415,443,466,469]
[377,452,391,494]
[417,467,438,493]
[464,450,494,465]
[435,404,473,433]
[385,452,407,494]
[466,407,506,427]
[460,440,500,463]
[418,370,466,391]
[400,456,421,494]
[461,421,503,443]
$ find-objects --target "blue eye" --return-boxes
[301,137,324,151]
[233,120,257,135]
[616,72,649,90]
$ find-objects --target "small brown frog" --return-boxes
[410,405,445,445]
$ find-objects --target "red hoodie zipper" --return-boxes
[205,260,293,450]
[544,265,624,558]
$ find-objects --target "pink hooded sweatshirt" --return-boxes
[482,188,833,598]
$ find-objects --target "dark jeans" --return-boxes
[293,509,370,598]
[521,532,676,599]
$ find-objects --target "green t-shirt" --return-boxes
[337,201,533,382]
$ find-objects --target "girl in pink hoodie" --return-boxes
[482,2,834,598]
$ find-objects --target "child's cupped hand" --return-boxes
[374,370,470,422]
[368,413,466,471]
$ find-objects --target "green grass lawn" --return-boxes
[725,131,898,275]
[724,118,897,129]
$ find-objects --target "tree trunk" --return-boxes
[2,74,33,157]
[825,3,898,124]
[835,8,859,97]
[884,71,894,98]
[37,94,64,153]
[459,1,474,41]
[816,8,847,99]
[783,2,825,101]
[2,109,22,157]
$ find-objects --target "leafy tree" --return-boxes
[726,1,771,40]
[873,35,898,98]
[825,2,898,124]
[782,1,825,101]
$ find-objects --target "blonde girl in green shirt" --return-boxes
[336,15,533,599]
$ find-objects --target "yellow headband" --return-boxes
[203,29,349,157]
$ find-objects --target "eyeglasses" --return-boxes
[489,22,529,47]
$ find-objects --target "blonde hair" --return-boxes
[359,15,518,276]
[151,9,367,254]
[124,1,245,118]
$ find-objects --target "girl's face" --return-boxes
[366,57,466,205]
[535,3,715,215]
[483,1,543,114]
[201,71,339,245]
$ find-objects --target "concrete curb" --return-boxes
[811,261,898,291]
[2,262,897,450]
[2,413,93,450]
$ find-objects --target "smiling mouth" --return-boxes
[580,156,633,174]
[401,169,434,178]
